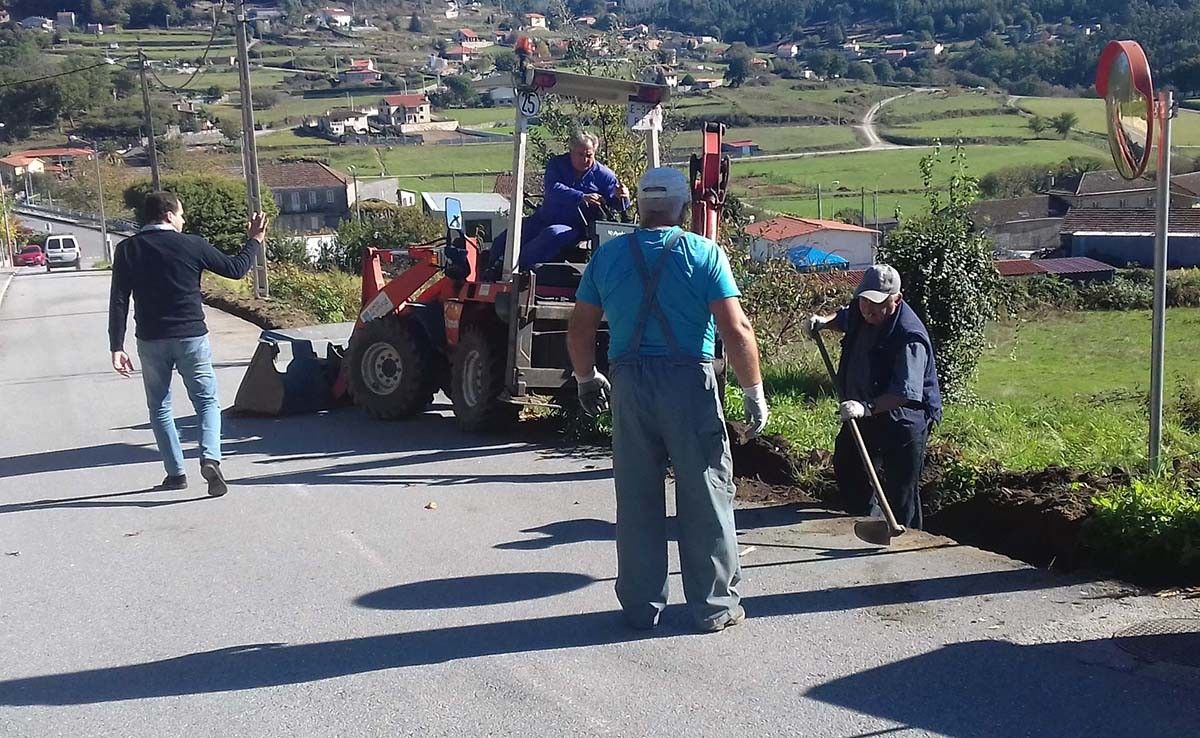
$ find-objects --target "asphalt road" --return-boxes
[2,271,1200,737]
[16,213,122,269]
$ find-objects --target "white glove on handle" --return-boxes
[742,383,769,437]
[575,369,612,417]
[839,400,867,421]
[805,314,834,340]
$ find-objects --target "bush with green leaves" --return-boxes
[267,265,361,323]
[124,175,278,255]
[1086,476,1200,582]
[879,144,1000,400]
[325,208,442,273]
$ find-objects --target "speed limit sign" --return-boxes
[517,90,542,118]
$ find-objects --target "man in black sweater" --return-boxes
[108,191,268,495]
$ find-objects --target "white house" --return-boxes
[523,12,547,29]
[444,2,460,19]
[427,54,454,74]
[473,74,515,105]
[319,108,374,137]
[379,94,432,126]
[338,58,382,85]
[744,215,879,267]
[319,6,353,28]
[420,192,510,243]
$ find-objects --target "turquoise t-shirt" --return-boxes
[576,226,740,360]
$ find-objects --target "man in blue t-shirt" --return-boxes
[567,167,768,634]
[486,130,630,274]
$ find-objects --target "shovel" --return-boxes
[813,330,905,546]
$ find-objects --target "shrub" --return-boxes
[1077,277,1152,311]
[267,265,360,323]
[1086,477,1200,582]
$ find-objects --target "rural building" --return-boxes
[319,108,373,137]
[1048,169,1200,210]
[1059,208,1200,268]
[261,161,353,234]
[576,16,596,26]
[523,12,547,29]
[0,154,46,180]
[338,58,381,85]
[443,1,460,19]
[427,54,455,74]
[722,139,760,156]
[692,78,725,90]
[994,257,1115,282]
[473,75,515,105]
[55,12,76,29]
[318,7,353,28]
[744,215,879,267]
[9,146,94,171]
[776,43,799,59]
[455,27,480,43]
[379,94,431,126]
[883,48,909,62]
[971,195,1069,256]
[19,16,54,32]
[442,45,476,63]
[85,22,104,34]
[420,192,510,243]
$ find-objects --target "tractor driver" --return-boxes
[486,129,630,275]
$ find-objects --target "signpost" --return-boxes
[1096,40,1173,470]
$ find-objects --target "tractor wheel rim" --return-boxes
[362,342,402,395]
[462,348,485,408]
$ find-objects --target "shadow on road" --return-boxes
[355,572,597,610]
[0,568,1071,707]
[807,637,1200,737]
[0,487,211,514]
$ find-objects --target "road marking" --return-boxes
[337,529,389,569]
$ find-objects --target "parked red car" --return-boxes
[15,245,46,267]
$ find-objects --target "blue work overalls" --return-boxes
[608,231,741,630]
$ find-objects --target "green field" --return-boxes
[735,140,1102,199]
[728,308,1200,472]
[320,142,513,177]
[672,125,858,154]
[884,114,1037,142]
[671,81,892,121]
[441,107,515,126]
[1018,96,1200,147]
[883,90,1006,120]
[756,192,932,221]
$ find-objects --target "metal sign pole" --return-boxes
[1150,89,1173,471]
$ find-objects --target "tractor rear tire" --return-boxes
[451,325,519,432]
[347,315,436,420]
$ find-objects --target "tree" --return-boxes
[493,49,517,72]
[833,207,864,225]
[216,116,243,142]
[328,207,442,272]
[1027,115,1047,137]
[724,43,755,88]
[1051,111,1078,138]
[431,75,479,108]
[681,73,696,87]
[875,59,896,83]
[846,61,876,83]
[205,84,224,100]
[878,145,999,400]
[408,12,424,33]
[124,174,277,254]
[251,89,281,110]
[113,69,138,99]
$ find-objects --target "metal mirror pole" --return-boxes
[1150,89,1173,471]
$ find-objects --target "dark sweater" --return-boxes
[108,228,259,351]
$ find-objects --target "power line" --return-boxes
[146,0,230,93]
[0,56,136,91]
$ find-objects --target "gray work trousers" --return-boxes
[610,357,741,629]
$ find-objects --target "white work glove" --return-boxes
[742,383,769,437]
[839,400,868,421]
[805,314,835,339]
[575,369,611,417]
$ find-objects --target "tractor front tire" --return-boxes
[347,315,436,420]
[451,325,519,432]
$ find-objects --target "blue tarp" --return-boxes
[786,245,850,272]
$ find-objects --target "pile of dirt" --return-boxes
[202,289,315,331]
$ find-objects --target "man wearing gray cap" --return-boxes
[806,264,942,529]
[567,166,768,633]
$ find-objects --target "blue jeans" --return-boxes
[137,336,222,477]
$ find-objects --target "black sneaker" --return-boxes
[200,459,228,497]
[158,474,188,491]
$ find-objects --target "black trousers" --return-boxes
[832,412,932,530]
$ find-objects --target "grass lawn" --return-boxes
[318,142,513,177]
[883,114,1037,141]
[883,90,1006,120]
[672,125,858,154]
[733,140,1103,199]
[152,69,294,91]
[672,81,893,121]
[439,107,515,126]
[755,192,932,220]
[1018,97,1200,147]
[727,308,1200,472]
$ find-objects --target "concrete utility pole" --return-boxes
[234,0,269,298]
[71,137,110,262]
[0,183,13,268]
[137,49,162,190]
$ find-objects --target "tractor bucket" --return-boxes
[232,324,355,416]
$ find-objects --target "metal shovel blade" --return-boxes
[853,519,896,547]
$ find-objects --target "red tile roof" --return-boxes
[996,258,1115,278]
[744,215,880,240]
[1060,208,1200,235]
[11,147,93,159]
[381,94,429,108]
[259,161,348,190]
[725,139,757,147]
[0,154,39,166]
[995,259,1046,277]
